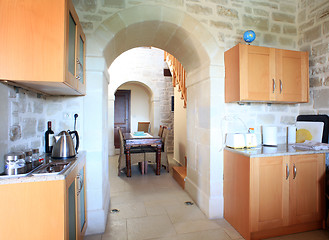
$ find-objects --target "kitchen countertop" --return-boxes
[0,151,86,185]
[225,145,329,157]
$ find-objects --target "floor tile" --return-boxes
[108,201,147,220]
[165,203,206,224]
[102,219,127,240]
[84,234,102,240]
[127,215,176,240]
[150,229,231,240]
[173,219,220,234]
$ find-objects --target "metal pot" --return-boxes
[4,152,26,175]
[24,150,33,172]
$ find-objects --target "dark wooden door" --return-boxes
[114,90,131,148]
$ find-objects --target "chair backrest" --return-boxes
[118,127,124,154]
[137,122,150,132]
[161,127,169,152]
[158,125,163,137]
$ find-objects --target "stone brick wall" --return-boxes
[74,0,303,145]
[298,0,329,114]
[6,85,84,155]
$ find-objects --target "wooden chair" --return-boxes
[137,122,150,133]
[117,127,146,176]
[144,127,170,172]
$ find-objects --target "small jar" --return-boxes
[32,149,40,168]
[24,150,33,172]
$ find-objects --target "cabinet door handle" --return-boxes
[280,79,282,94]
[272,79,276,93]
[293,163,297,179]
[286,163,290,180]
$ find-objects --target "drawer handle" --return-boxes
[272,79,276,93]
[293,164,297,179]
[286,163,289,180]
[280,79,282,94]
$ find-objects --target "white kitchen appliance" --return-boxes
[226,133,257,148]
[262,126,278,146]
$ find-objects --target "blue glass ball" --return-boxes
[243,30,256,43]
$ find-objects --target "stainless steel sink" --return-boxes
[32,161,71,175]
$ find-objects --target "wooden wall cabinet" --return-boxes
[0,0,86,95]
[224,150,325,240]
[224,44,309,103]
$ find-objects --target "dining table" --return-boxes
[122,132,162,177]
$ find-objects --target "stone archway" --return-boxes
[84,4,225,234]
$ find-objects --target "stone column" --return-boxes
[108,94,115,156]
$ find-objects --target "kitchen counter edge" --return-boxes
[0,151,86,185]
[225,145,329,158]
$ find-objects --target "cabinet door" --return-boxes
[68,178,77,240]
[239,45,276,101]
[275,50,309,103]
[77,166,87,239]
[289,154,325,225]
[76,25,86,95]
[250,156,289,232]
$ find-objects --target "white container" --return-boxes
[287,126,297,144]
[262,126,278,146]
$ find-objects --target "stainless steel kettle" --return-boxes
[51,131,79,159]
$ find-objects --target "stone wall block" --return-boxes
[304,26,322,43]
[271,24,281,33]
[253,8,268,17]
[280,3,296,14]
[250,1,278,9]
[324,21,329,35]
[280,116,296,125]
[298,9,306,23]
[22,118,37,139]
[243,15,269,31]
[310,77,322,87]
[74,0,98,13]
[298,19,314,33]
[312,42,329,56]
[272,12,295,23]
[209,20,233,30]
[314,89,329,109]
[263,34,277,45]
[37,119,45,133]
[279,37,293,47]
[9,125,21,141]
[103,0,125,9]
[324,76,329,86]
[186,4,213,15]
[283,25,297,35]
[33,101,44,114]
[216,6,238,19]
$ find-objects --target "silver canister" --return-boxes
[4,152,26,175]
[24,150,33,172]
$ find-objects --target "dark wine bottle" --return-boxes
[45,121,54,153]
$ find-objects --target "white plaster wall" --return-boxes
[173,85,187,166]
[118,83,151,133]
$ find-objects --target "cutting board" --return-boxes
[296,121,324,143]
[297,114,329,143]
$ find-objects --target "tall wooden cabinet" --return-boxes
[225,44,309,103]
[224,150,325,240]
[0,0,86,95]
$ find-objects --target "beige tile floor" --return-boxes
[84,155,329,240]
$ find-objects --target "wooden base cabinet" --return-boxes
[0,159,87,240]
[224,150,325,240]
[0,0,86,95]
[224,44,309,103]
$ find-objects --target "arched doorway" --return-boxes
[83,5,225,234]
